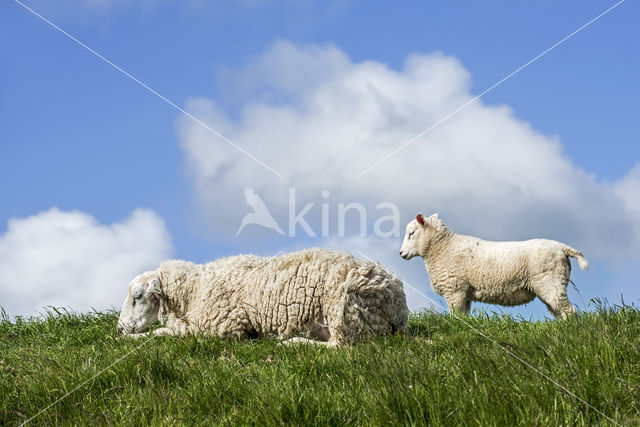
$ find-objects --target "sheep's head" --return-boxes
[399,213,444,260]
[117,274,163,335]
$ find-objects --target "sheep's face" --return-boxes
[117,274,162,335]
[399,213,440,259]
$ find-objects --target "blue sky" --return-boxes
[1,0,638,318]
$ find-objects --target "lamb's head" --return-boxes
[117,274,163,335]
[399,213,446,260]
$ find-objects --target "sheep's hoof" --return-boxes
[121,332,148,339]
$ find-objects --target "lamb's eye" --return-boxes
[408,231,415,238]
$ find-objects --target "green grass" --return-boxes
[1,304,639,426]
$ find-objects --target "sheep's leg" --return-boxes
[280,337,337,347]
[309,319,331,341]
[153,327,178,336]
[122,332,148,339]
[122,328,178,338]
[279,316,342,347]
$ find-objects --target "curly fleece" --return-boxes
[140,248,408,344]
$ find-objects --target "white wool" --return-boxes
[399,214,588,318]
[117,248,408,345]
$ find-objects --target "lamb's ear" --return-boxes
[147,278,162,297]
[429,213,439,220]
[416,213,426,226]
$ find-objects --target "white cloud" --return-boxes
[0,208,172,317]
[177,40,640,263]
[615,163,640,215]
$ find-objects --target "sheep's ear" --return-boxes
[147,278,162,296]
[416,213,425,225]
[429,213,438,220]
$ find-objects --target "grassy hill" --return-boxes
[1,304,639,426]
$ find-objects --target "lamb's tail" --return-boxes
[562,245,589,271]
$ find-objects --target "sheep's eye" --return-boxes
[408,230,415,238]
[132,293,142,306]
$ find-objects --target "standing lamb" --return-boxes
[399,213,588,318]
[117,248,408,346]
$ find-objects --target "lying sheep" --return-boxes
[117,248,408,345]
[399,213,588,318]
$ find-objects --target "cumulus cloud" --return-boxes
[177,40,640,264]
[615,163,640,215]
[0,208,172,317]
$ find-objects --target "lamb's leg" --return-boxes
[446,292,470,315]
[553,296,576,319]
[543,299,576,319]
[535,280,577,319]
[464,300,472,314]
[542,301,560,318]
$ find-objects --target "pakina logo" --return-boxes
[236,187,400,238]
[236,188,285,236]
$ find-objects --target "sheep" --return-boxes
[117,248,408,346]
[399,213,589,318]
